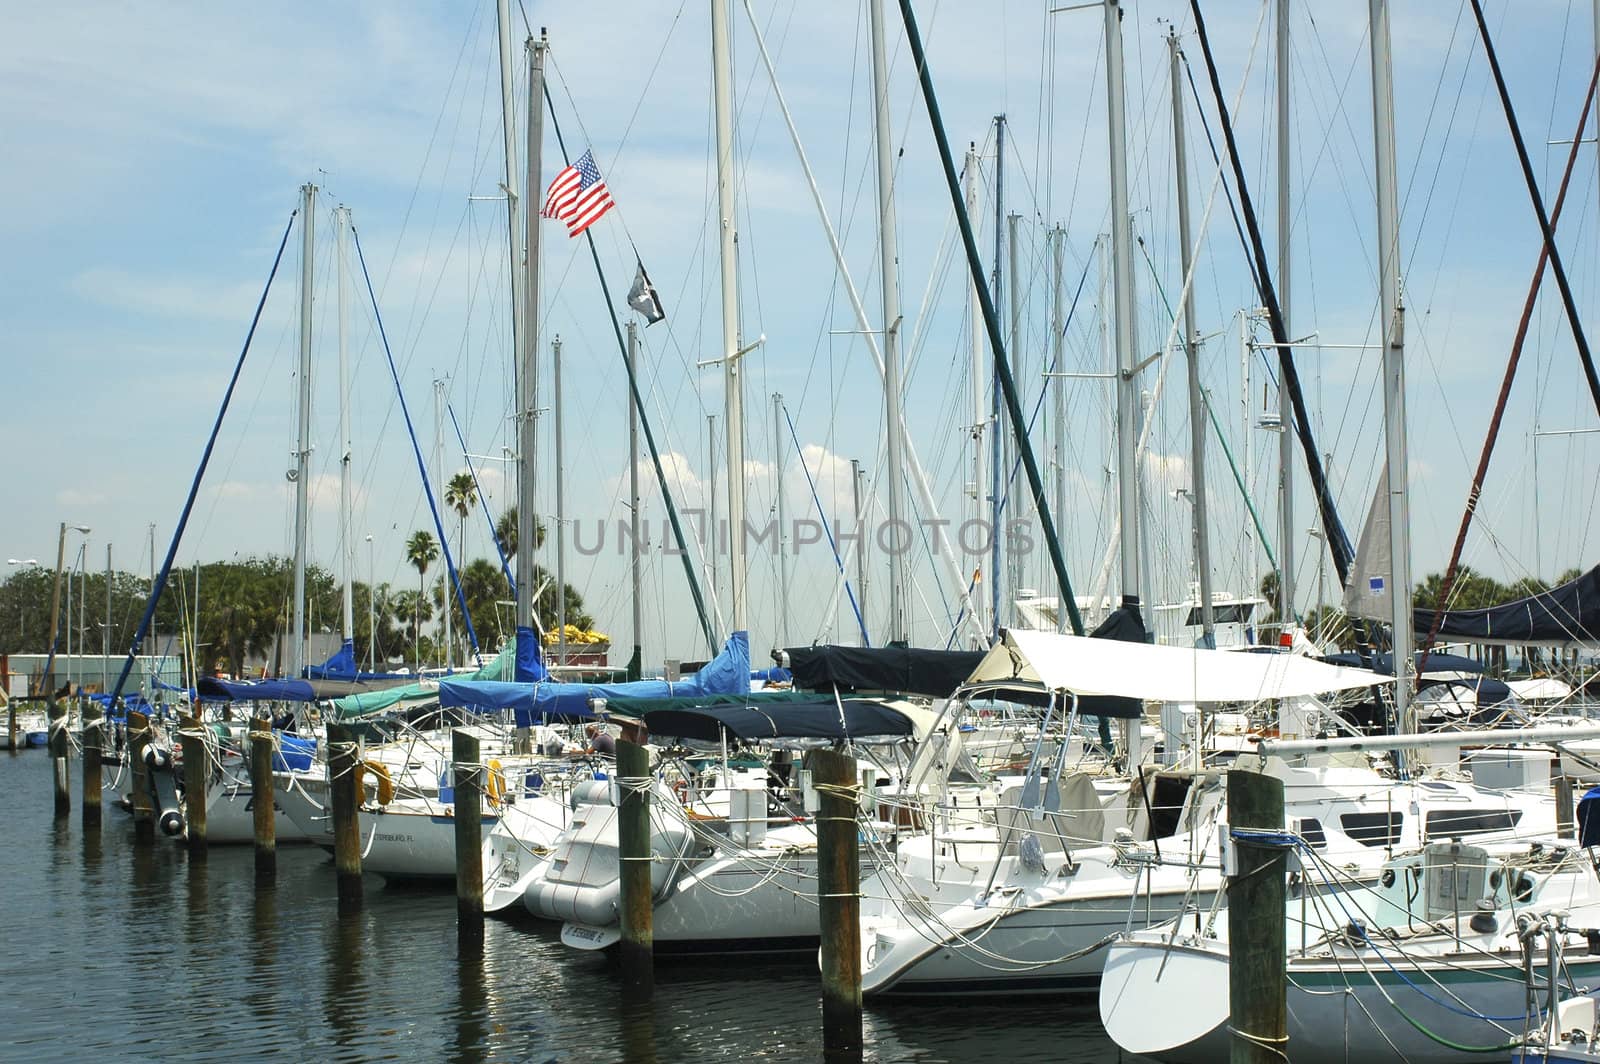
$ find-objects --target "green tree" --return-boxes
[443,473,479,659]
[404,530,439,665]
[494,506,546,561]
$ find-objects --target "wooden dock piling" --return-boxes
[48,697,69,817]
[810,747,862,1056]
[249,718,276,882]
[616,722,653,1000]
[128,709,155,843]
[327,722,362,907]
[1556,770,1576,840]
[452,728,484,929]
[82,700,102,827]
[1226,767,1289,1064]
[179,715,207,855]
[1,652,13,754]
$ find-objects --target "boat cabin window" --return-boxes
[1296,817,1327,849]
[1339,811,1404,847]
[1423,809,1522,839]
[1184,603,1255,626]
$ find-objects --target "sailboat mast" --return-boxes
[1370,0,1412,724]
[1051,226,1068,632]
[1169,31,1215,645]
[554,335,567,665]
[291,182,315,679]
[773,392,791,646]
[628,322,644,669]
[435,378,450,668]
[867,0,906,644]
[336,205,355,644]
[711,0,747,636]
[990,114,1005,634]
[1104,0,1140,611]
[499,5,535,634]
[964,145,987,637]
[1006,211,1024,611]
[1276,0,1296,635]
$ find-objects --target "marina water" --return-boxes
[0,753,1138,1062]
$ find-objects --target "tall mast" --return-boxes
[773,392,791,646]
[964,144,987,637]
[1006,210,1024,611]
[1276,0,1296,633]
[852,458,869,646]
[1104,0,1140,611]
[867,0,906,643]
[505,11,539,635]
[435,377,450,668]
[711,0,748,636]
[1170,31,1216,645]
[103,544,110,694]
[336,205,355,645]
[553,335,567,666]
[291,182,315,679]
[990,114,1006,634]
[1370,0,1412,726]
[1050,226,1068,632]
[628,322,644,671]
[707,413,718,608]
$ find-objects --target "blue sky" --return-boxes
[4,1,1599,665]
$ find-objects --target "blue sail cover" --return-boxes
[515,626,548,683]
[1413,565,1600,647]
[304,638,418,682]
[441,631,750,725]
[198,676,318,703]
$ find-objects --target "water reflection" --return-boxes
[453,923,488,1064]
[326,906,367,1058]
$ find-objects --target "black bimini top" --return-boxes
[783,644,984,697]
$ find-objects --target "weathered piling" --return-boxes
[810,747,862,1056]
[127,708,155,843]
[1227,767,1289,1064]
[179,715,207,855]
[249,718,276,882]
[1,652,13,754]
[453,727,484,929]
[327,722,362,907]
[82,699,102,827]
[1556,770,1576,840]
[48,697,70,817]
[616,721,654,1000]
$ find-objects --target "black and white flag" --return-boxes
[626,257,666,325]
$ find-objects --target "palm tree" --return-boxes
[494,506,546,562]
[443,472,478,658]
[404,530,439,664]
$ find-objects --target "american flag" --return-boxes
[540,149,615,237]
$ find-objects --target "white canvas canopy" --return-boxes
[965,629,1395,703]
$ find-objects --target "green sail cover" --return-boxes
[331,639,518,719]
